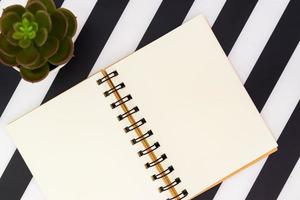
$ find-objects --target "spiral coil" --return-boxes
[97,70,188,200]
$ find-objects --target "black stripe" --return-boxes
[54,0,64,7]
[193,0,259,199]
[0,67,20,117]
[245,2,300,196]
[43,0,129,103]
[212,0,258,55]
[246,101,300,200]
[137,0,195,49]
[244,0,300,112]
[192,186,219,200]
[0,150,32,200]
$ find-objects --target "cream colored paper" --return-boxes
[7,74,166,200]
[7,15,277,200]
[106,15,277,198]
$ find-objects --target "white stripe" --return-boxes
[89,0,163,75]
[228,0,291,84]
[214,38,300,200]
[261,45,300,140]
[0,0,27,16]
[184,0,226,25]
[278,159,300,200]
[21,179,46,200]
[0,124,15,176]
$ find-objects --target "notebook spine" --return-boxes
[97,70,188,200]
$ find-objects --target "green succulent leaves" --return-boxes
[13,17,39,48]
[0,0,77,82]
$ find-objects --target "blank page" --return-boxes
[6,74,167,200]
[106,15,277,198]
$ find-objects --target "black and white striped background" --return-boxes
[0,0,299,199]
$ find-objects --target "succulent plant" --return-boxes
[0,0,77,82]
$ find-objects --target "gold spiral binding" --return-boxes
[100,69,183,200]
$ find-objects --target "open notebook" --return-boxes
[6,15,277,200]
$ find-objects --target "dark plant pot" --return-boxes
[12,63,63,73]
